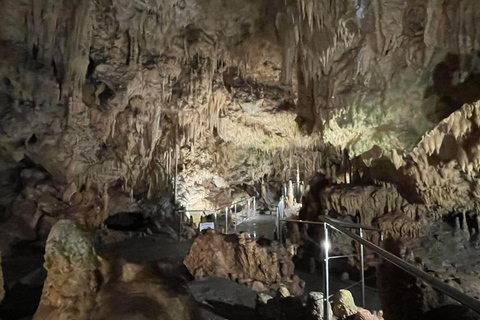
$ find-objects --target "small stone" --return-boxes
[257,293,273,305]
[278,284,291,298]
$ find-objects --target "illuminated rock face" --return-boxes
[2,0,480,304]
[184,229,304,295]
[33,220,101,320]
[294,0,480,156]
[1,0,478,230]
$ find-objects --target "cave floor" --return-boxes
[234,214,277,239]
[106,232,382,319]
[0,230,381,320]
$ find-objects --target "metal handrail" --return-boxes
[175,196,255,213]
[319,215,480,317]
[176,196,256,238]
[280,218,382,232]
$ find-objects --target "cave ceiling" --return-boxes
[1,0,480,214]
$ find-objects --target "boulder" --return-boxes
[184,230,304,295]
[332,289,358,318]
[34,219,198,320]
[33,220,100,320]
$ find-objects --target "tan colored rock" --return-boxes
[184,229,304,295]
[34,220,198,320]
[33,220,101,320]
[278,284,290,298]
[332,289,358,319]
[355,307,375,320]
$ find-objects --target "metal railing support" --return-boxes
[234,204,237,232]
[278,206,282,244]
[323,222,330,320]
[318,215,480,315]
[225,207,228,233]
[179,210,183,240]
[253,197,256,217]
[359,228,366,308]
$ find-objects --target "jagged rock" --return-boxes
[332,289,358,319]
[184,229,304,295]
[34,219,198,320]
[33,220,101,320]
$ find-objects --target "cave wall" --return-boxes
[2,0,480,246]
[0,0,335,246]
[290,0,480,156]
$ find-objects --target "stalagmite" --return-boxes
[455,216,461,229]
[287,180,295,206]
[462,211,469,234]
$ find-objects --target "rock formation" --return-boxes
[184,229,304,295]
[34,220,100,320]
[34,219,198,320]
[256,289,383,320]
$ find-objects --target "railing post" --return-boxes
[234,204,237,230]
[276,207,279,235]
[247,198,251,219]
[225,207,228,234]
[360,228,366,308]
[278,208,282,244]
[214,211,218,232]
[179,210,183,241]
[323,222,330,320]
[253,197,256,217]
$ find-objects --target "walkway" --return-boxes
[234,214,276,240]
